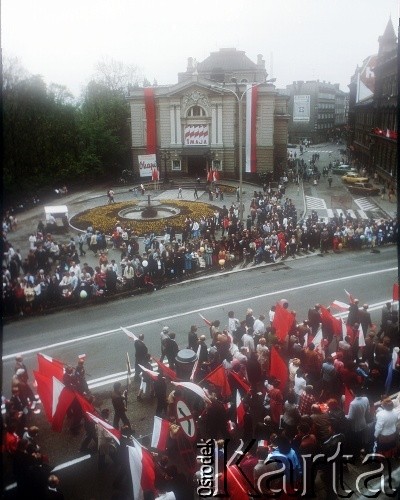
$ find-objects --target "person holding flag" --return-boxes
[111,382,131,430]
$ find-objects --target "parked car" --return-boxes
[347,182,380,196]
[332,165,357,175]
[342,172,369,184]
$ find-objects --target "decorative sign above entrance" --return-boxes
[184,125,209,145]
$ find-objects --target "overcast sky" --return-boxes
[2,0,398,98]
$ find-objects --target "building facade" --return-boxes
[348,18,397,187]
[127,49,289,182]
[284,80,348,144]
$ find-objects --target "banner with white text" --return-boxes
[138,154,157,178]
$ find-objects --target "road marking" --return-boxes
[305,195,327,209]
[3,267,396,361]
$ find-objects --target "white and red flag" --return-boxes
[171,381,211,404]
[358,323,366,348]
[128,438,156,500]
[212,169,220,182]
[121,326,139,341]
[344,289,356,304]
[190,344,202,381]
[37,353,64,382]
[330,300,350,312]
[236,391,245,428]
[86,411,121,445]
[138,364,159,381]
[33,371,75,433]
[245,84,258,173]
[198,313,212,327]
[151,167,159,181]
[152,357,178,381]
[150,416,170,451]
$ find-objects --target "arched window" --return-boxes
[187,105,205,117]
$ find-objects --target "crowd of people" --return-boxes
[2,182,397,319]
[3,295,399,498]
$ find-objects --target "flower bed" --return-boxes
[70,199,218,236]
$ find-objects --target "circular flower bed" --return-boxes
[70,200,219,237]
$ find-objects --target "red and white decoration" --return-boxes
[245,84,258,173]
[184,125,209,145]
[151,416,170,451]
[86,411,121,445]
[128,438,156,500]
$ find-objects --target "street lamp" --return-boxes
[160,150,171,183]
[211,78,276,223]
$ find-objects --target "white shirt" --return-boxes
[269,310,275,324]
[253,319,266,336]
[374,408,399,438]
[294,375,306,396]
[242,333,255,355]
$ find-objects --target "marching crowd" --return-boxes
[2,182,397,318]
[3,295,399,498]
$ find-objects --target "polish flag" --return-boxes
[344,289,356,304]
[126,352,132,385]
[74,391,96,415]
[228,370,250,394]
[37,353,64,382]
[34,371,75,432]
[138,364,159,382]
[190,344,202,381]
[121,326,138,341]
[258,440,269,449]
[330,300,350,312]
[198,312,212,327]
[213,169,220,182]
[151,168,159,181]
[128,438,156,500]
[245,84,258,173]
[201,364,231,398]
[236,391,245,428]
[86,411,121,445]
[171,381,211,404]
[312,326,323,350]
[151,416,170,451]
[358,323,366,348]
[152,357,178,381]
[206,167,213,182]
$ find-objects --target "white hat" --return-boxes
[16,368,25,376]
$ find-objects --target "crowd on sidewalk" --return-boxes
[2,179,397,319]
[2,296,399,498]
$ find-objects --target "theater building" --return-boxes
[127,48,289,182]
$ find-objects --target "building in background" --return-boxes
[348,18,397,187]
[127,48,289,182]
[284,80,349,145]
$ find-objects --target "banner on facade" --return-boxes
[144,88,157,154]
[293,95,310,122]
[138,154,157,178]
[184,125,209,145]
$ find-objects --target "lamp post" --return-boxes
[160,150,171,183]
[212,78,276,223]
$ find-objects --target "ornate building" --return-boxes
[348,18,397,186]
[127,48,289,181]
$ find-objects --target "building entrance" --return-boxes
[187,156,206,178]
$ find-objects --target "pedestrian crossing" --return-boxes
[304,196,387,223]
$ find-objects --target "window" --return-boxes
[212,159,222,171]
[187,106,205,117]
[172,160,181,171]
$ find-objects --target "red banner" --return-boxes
[144,88,157,154]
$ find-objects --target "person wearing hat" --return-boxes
[159,326,169,362]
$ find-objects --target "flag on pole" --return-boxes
[344,289,356,304]
[138,364,159,382]
[121,326,138,341]
[171,381,211,403]
[358,323,366,348]
[269,347,288,390]
[201,364,231,398]
[228,370,250,394]
[152,357,178,381]
[320,306,342,337]
[126,352,132,385]
[330,300,350,312]
[144,87,157,155]
[34,371,75,433]
[37,353,64,382]
[86,411,121,445]
[312,326,323,354]
[245,84,258,173]
[198,313,212,327]
[236,391,245,428]
[190,345,202,381]
[128,438,156,500]
[151,416,170,451]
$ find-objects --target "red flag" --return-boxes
[320,306,342,337]
[198,313,212,327]
[139,364,159,382]
[74,391,96,415]
[201,364,231,398]
[393,283,399,301]
[236,391,245,428]
[152,357,178,381]
[226,465,254,499]
[86,411,121,445]
[37,353,64,381]
[228,370,250,394]
[34,371,75,432]
[272,303,293,341]
[269,346,288,390]
[150,416,170,451]
[128,438,156,499]
[144,87,157,154]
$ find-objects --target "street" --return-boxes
[2,243,397,499]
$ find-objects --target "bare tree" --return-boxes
[94,56,143,93]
